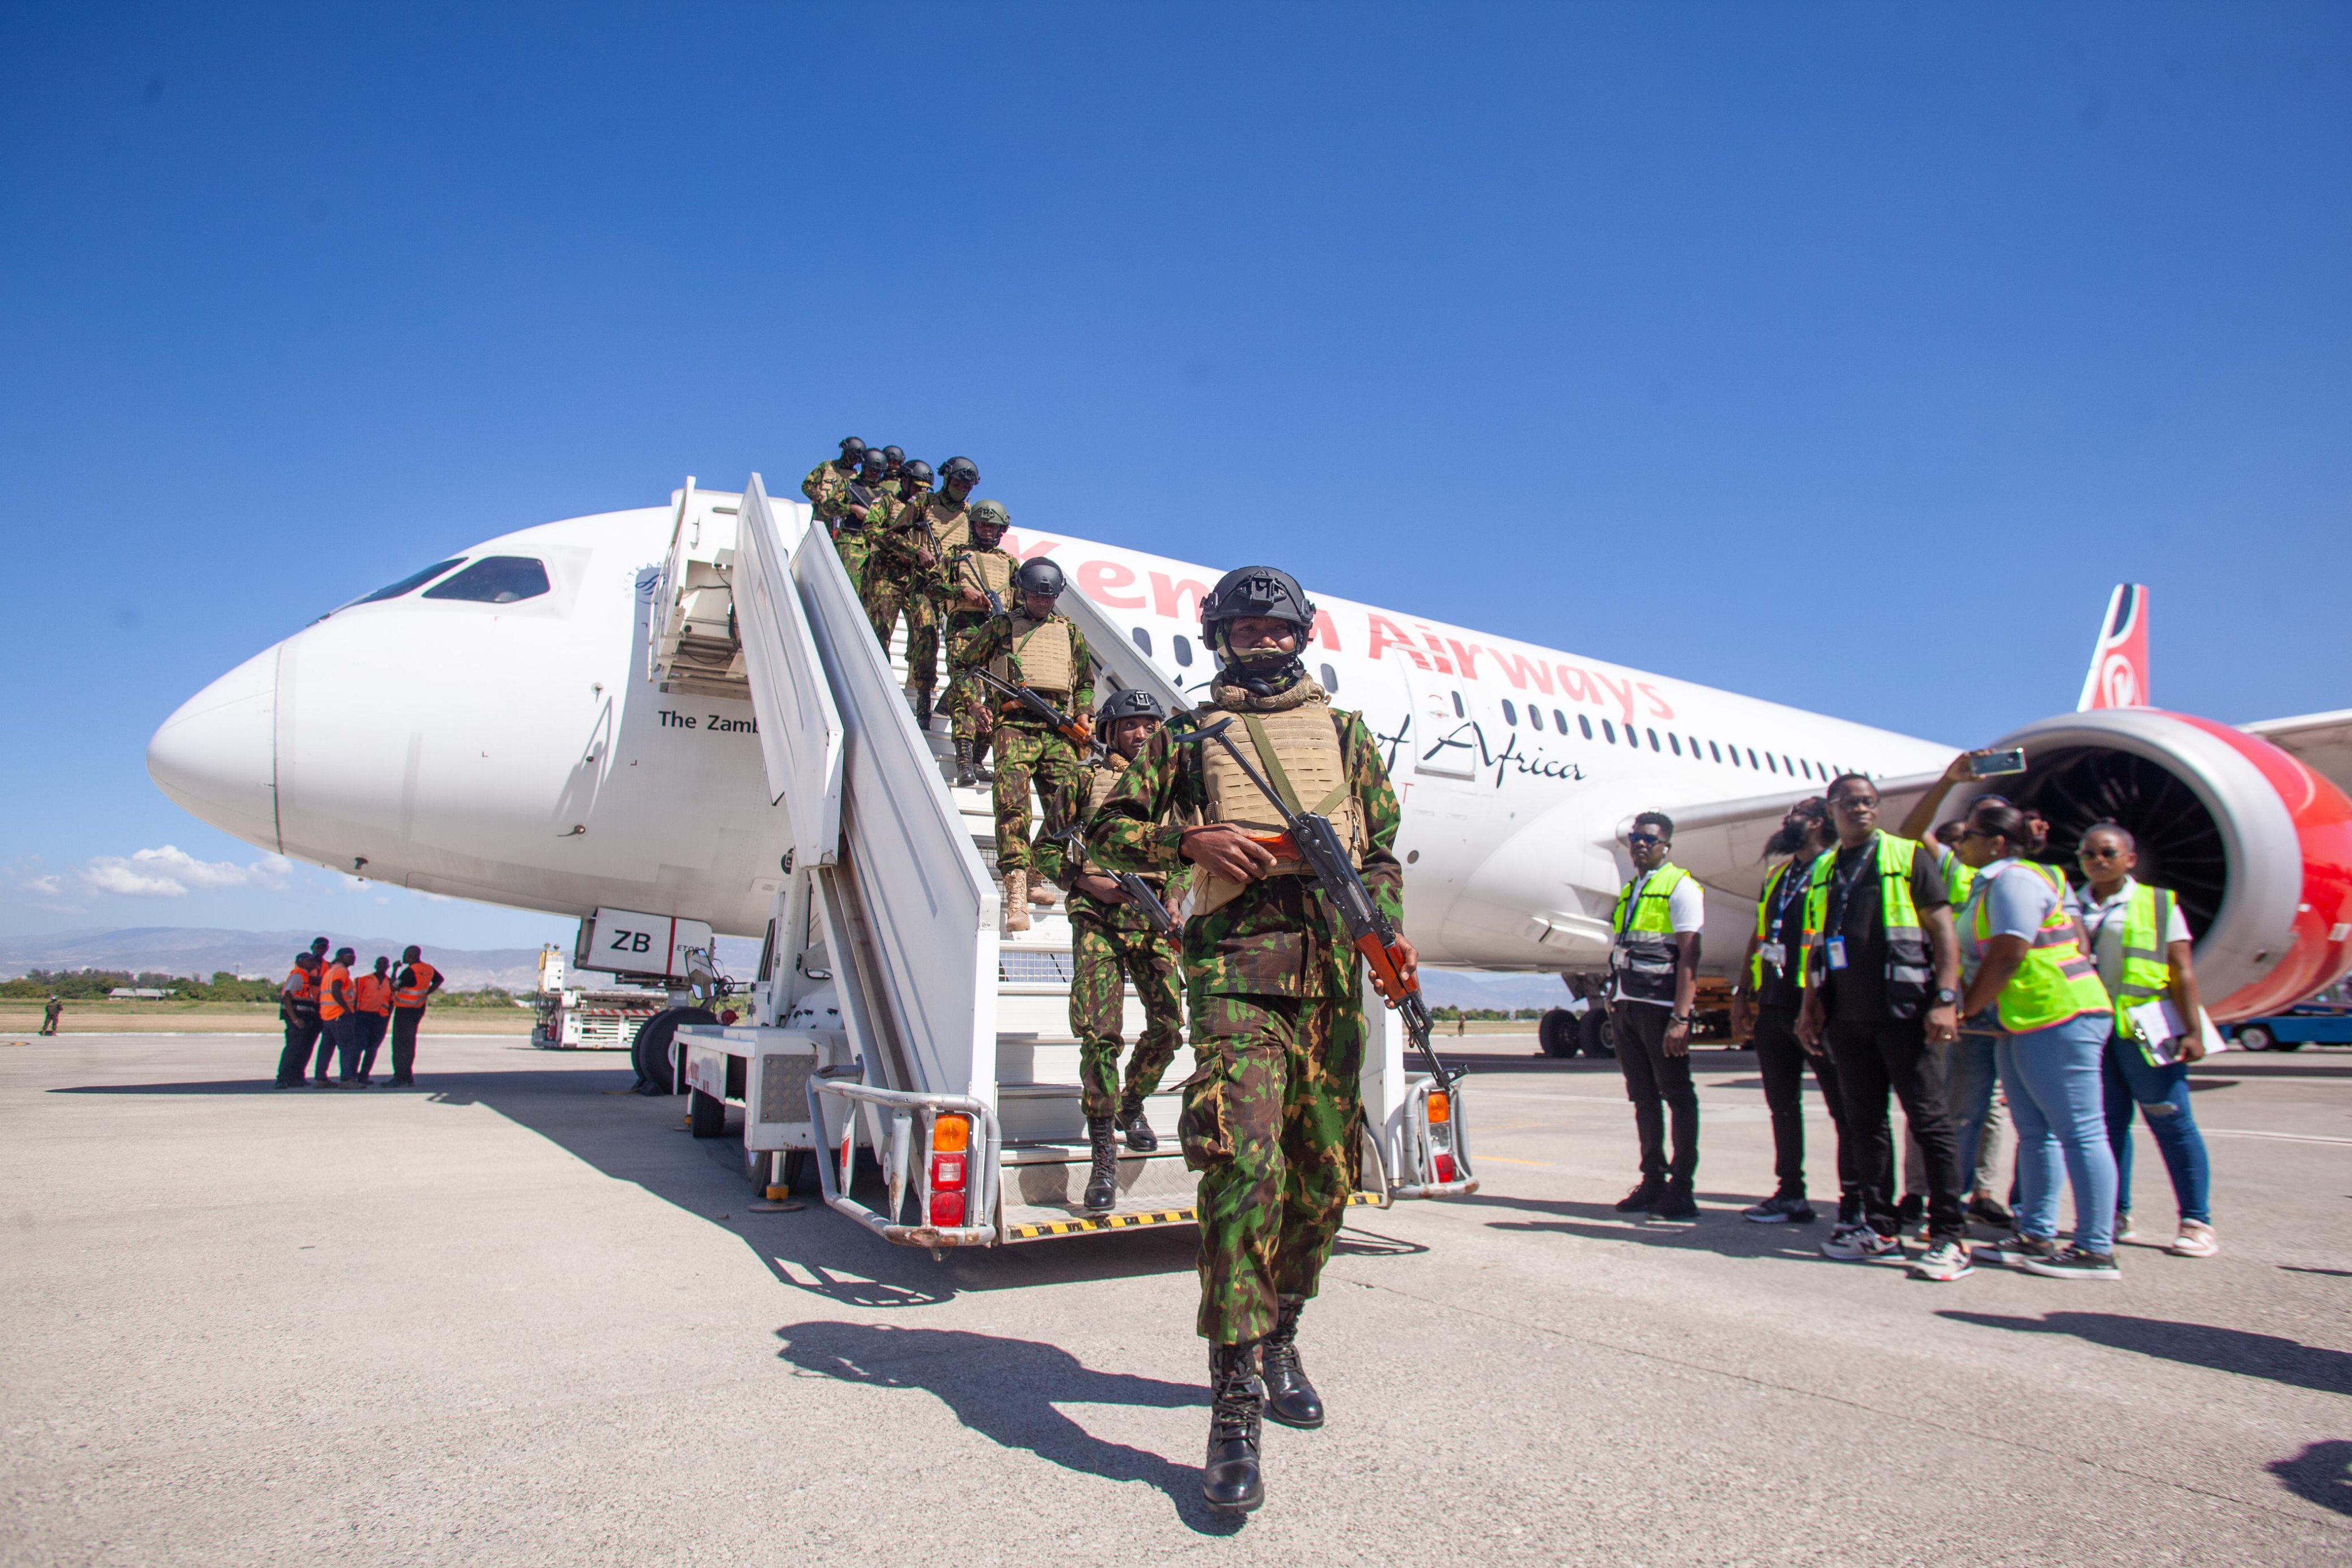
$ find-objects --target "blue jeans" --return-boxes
[1947,1034,2001,1191]
[2102,1029,2212,1225]
[1997,1014,2117,1253]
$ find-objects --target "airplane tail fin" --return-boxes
[2078,583,2150,711]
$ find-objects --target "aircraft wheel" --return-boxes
[1538,1008,1577,1059]
[2235,1024,2274,1052]
[632,1006,717,1094]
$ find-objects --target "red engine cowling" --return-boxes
[1945,709,2352,1021]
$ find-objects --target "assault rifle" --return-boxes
[972,665,1090,746]
[1112,871,1176,936]
[1182,717,1459,1089]
[950,549,1006,617]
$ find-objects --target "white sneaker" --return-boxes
[2169,1221,2218,1257]
[1909,1240,1974,1282]
[1821,1222,1898,1261]
[2114,1211,2138,1244]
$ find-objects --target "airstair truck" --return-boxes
[653,474,1474,1246]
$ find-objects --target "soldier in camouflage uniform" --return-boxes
[1088,564,1411,1517]
[942,497,1019,786]
[954,557,1093,933]
[1069,688,1190,1213]
[800,436,864,527]
[831,445,892,593]
[889,455,980,729]
[860,459,938,711]
[880,444,906,487]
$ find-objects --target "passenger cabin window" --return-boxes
[1766,753,1778,773]
[1647,727,1661,750]
[1173,634,1194,667]
[358,557,466,603]
[1601,719,1616,743]
[1320,663,1339,692]
[1555,708,1569,731]
[1528,706,1543,731]
[1578,714,1592,740]
[1708,740,1722,763]
[1502,699,1518,726]
[1131,627,1152,656]
[1747,746,1760,768]
[420,555,550,604]
[1668,733,1681,756]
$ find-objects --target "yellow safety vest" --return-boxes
[1971,862,2112,1033]
[1611,862,1690,1005]
[1801,831,1934,1017]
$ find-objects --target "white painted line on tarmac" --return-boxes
[2200,1127,2352,1145]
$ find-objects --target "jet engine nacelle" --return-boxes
[1948,708,2352,1021]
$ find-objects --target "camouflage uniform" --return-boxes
[942,543,1019,750]
[801,459,856,525]
[831,475,891,593]
[954,610,1094,886]
[860,485,933,655]
[891,490,972,696]
[1089,680,1403,1344]
[1070,752,1190,1118]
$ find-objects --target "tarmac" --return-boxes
[2,1031,2346,1565]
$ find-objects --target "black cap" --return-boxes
[1200,565,1314,630]
[1098,688,1167,727]
[839,436,866,457]
[940,455,978,482]
[903,459,934,486]
[882,445,905,465]
[1015,557,1066,600]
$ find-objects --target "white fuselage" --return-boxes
[149,501,1955,970]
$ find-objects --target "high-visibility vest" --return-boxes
[1801,831,1935,1018]
[352,973,394,1015]
[1749,855,1817,994]
[1970,862,2112,1033]
[393,961,438,1009]
[1611,862,1691,1005]
[1940,846,1976,907]
[2106,881,2177,1047]
[284,965,319,1008]
[319,963,352,1021]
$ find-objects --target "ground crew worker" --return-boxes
[352,957,394,1082]
[387,946,442,1087]
[1088,563,1410,1516]
[831,445,893,591]
[276,954,322,1087]
[1607,812,1705,1221]
[957,558,1093,932]
[319,947,359,1087]
[800,436,864,527]
[942,498,1019,785]
[40,996,61,1036]
[303,936,332,1081]
[1796,775,1967,1283]
[894,455,977,723]
[862,460,943,722]
[1067,688,1189,1212]
[1730,797,1853,1225]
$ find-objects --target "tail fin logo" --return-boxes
[2078,583,2150,711]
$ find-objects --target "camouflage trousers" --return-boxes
[1071,912,1185,1118]
[862,576,943,694]
[833,527,873,595]
[943,665,991,748]
[1178,992,1365,1345]
[991,727,1084,883]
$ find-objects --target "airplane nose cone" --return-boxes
[148,646,280,848]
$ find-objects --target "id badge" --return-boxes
[1611,947,1629,970]
[1826,936,1848,971]
[1758,942,1786,971]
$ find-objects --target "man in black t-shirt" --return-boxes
[1798,775,1967,1279]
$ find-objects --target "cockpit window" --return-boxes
[357,558,466,603]
[421,555,551,605]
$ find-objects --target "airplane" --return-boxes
[146,483,2352,1031]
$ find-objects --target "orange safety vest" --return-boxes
[352,973,394,1015]
[319,963,353,1020]
[284,965,320,1006]
[393,961,438,1009]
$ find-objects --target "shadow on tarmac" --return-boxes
[1940,1310,2352,1397]
[2268,1440,2352,1517]
[1457,1190,1837,1260]
[773,1321,1240,1534]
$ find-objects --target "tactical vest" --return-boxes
[393,961,438,1009]
[926,496,970,556]
[1801,830,1934,1018]
[2105,881,2177,1048]
[991,615,1076,696]
[1970,861,2112,1033]
[956,548,1016,606]
[1077,758,1142,881]
[1611,862,1691,1004]
[1194,697,1366,917]
[319,963,352,1021]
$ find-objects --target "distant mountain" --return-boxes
[1417,967,1573,1012]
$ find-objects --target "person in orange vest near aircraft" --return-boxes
[276,953,322,1088]
[352,957,396,1084]
[318,946,361,1087]
[385,946,444,1088]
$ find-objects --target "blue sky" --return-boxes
[2,3,2346,947]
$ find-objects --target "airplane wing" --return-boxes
[2241,709,2352,797]
[1653,769,1946,906]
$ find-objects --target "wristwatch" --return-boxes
[1669,1012,1692,1025]
[1933,987,1958,1006]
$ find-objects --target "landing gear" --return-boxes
[631,1006,717,1095]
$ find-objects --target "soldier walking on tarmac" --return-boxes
[800,436,864,528]
[954,558,1093,932]
[1066,689,1190,1212]
[1088,564,1411,1516]
[942,498,1019,785]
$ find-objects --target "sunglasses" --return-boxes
[1627,831,1665,847]
[2078,846,2126,860]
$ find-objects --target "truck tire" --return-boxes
[632,1007,717,1094]
[1538,1008,1577,1058]
[2235,1024,2274,1052]
[690,1086,726,1139]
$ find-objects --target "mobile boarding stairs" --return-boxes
[644,475,1475,1249]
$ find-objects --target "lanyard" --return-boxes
[1765,858,1809,943]
[1825,843,1875,935]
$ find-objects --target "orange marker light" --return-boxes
[1427,1090,1450,1125]
[933,1113,970,1153]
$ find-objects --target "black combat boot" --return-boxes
[1115,1095,1158,1152]
[953,740,979,787]
[912,687,935,732]
[1260,1295,1324,1429]
[1082,1116,1119,1211]
[1202,1339,1266,1514]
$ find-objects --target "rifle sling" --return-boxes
[1239,712,1353,820]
